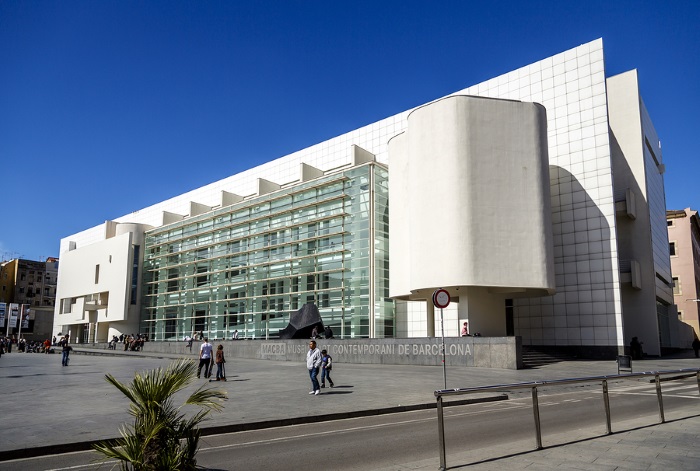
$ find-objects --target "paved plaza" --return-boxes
[1,347,699,469]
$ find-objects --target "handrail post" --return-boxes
[602,379,612,434]
[655,374,665,423]
[432,368,700,467]
[437,395,447,471]
[531,386,543,449]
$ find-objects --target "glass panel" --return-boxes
[140,165,390,340]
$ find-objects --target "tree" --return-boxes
[93,359,227,470]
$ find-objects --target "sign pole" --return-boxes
[432,289,451,390]
[440,306,446,389]
[17,304,24,340]
[4,305,9,337]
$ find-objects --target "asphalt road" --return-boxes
[4,376,699,471]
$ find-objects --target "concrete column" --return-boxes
[95,321,110,343]
[88,311,98,343]
[426,301,435,337]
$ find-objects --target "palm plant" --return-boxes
[93,359,227,470]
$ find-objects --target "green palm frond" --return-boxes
[93,359,227,470]
[186,384,227,411]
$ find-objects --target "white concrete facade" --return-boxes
[389,96,555,336]
[54,38,691,357]
[55,223,150,342]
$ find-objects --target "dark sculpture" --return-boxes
[278,303,324,339]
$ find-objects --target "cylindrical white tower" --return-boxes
[388,95,555,335]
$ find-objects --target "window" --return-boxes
[669,242,677,256]
[95,264,100,284]
[167,269,179,292]
[667,220,674,226]
[673,277,681,295]
[505,299,515,336]
[165,309,178,340]
[196,265,209,287]
[194,312,206,334]
[131,245,140,304]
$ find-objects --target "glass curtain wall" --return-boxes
[373,166,392,337]
[140,163,392,341]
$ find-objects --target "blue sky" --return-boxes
[1,1,699,261]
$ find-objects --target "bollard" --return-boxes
[655,374,665,423]
[437,395,446,471]
[532,386,543,449]
[602,379,612,435]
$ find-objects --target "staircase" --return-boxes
[522,346,578,368]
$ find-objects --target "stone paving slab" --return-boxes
[1,346,700,468]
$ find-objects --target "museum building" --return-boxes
[53,38,694,358]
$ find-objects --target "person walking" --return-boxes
[60,336,72,366]
[630,337,643,360]
[306,340,322,395]
[214,344,227,381]
[198,337,214,379]
[320,349,334,388]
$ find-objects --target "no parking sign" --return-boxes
[432,288,450,309]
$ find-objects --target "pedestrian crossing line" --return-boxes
[590,384,699,397]
[479,400,530,408]
[608,384,698,394]
[470,404,529,414]
[657,384,700,394]
[606,381,697,393]
[606,382,658,392]
[607,391,700,399]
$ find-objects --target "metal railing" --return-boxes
[434,368,700,471]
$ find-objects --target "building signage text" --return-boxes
[261,342,472,357]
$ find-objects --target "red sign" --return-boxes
[432,289,450,309]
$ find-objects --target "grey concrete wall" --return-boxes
[90,336,523,369]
